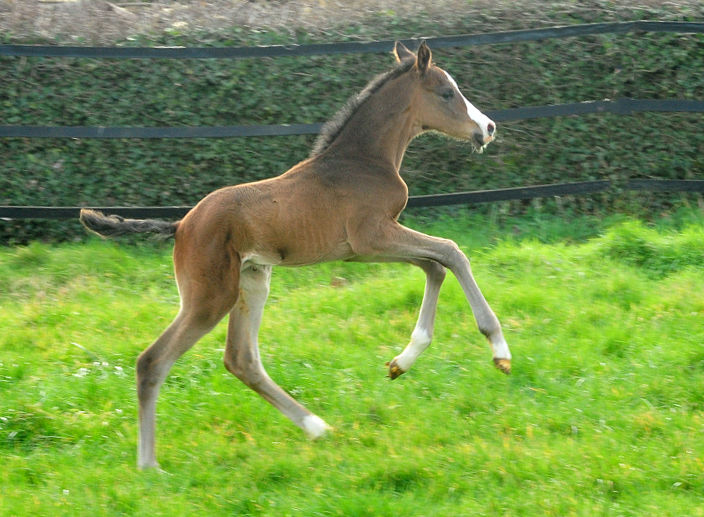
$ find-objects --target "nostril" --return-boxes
[487,122,496,136]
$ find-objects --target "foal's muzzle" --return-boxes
[472,121,496,151]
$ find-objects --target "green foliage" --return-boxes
[1,7,704,243]
[599,220,704,277]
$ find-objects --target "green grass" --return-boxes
[2,212,704,516]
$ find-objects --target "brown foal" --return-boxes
[80,41,511,469]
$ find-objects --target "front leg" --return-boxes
[345,256,446,379]
[386,259,446,379]
[348,220,511,374]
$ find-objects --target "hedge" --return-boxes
[1,7,703,243]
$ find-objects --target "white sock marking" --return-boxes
[410,327,432,347]
[443,70,495,140]
[491,335,512,361]
[302,415,331,439]
[395,327,432,372]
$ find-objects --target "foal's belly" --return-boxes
[241,240,354,270]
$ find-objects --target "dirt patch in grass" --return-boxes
[1,0,702,45]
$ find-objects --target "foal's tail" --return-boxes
[80,209,179,238]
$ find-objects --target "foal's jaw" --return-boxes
[471,131,493,153]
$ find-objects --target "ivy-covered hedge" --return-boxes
[1,7,703,243]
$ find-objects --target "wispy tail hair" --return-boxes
[79,209,179,238]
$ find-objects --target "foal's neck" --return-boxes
[327,75,420,172]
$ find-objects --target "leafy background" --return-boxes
[1,2,703,243]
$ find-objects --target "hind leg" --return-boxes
[137,314,216,469]
[137,253,239,469]
[224,265,332,439]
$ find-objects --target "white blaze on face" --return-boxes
[443,71,495,143]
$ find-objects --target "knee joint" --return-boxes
[223,350,264,388]
[223,355,240,377]
[428,261,447,282]
[442,239,469,270]
[136,352,155,380]
[225,359,266,390]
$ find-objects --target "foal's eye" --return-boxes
[441,89,454,101]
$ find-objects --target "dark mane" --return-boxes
[310,58,415,158]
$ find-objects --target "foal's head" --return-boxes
[397,41,496,152]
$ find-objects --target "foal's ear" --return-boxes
[394,41,415,63]
[416,41,432,74]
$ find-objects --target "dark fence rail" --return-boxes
[2,22,702,221]
[3,180,704,220]
[2,21,703,59]
[2,99,703,139]
[0,123,325,139]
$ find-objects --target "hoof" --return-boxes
[493,358,511,375]
[386,360,404,380]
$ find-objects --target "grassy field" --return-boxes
[1,211,704,516]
